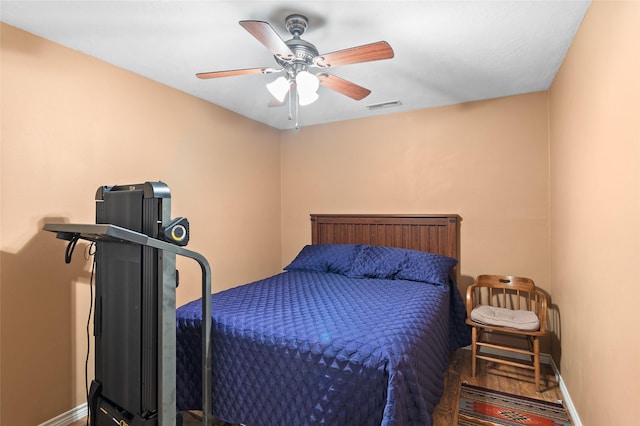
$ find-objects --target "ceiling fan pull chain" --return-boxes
[294,88,300,129]
[288,85,293,121]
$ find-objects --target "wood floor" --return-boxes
[70,348,567,426]
[433,348,565,425]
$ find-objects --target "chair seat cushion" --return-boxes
[470,305,540,331]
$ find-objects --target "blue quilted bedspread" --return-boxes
[176,269,470,425]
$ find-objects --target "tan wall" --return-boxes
[281,92,550,309]
[7,3,638,423]
[549,2,640,424]
[0,23,282,425]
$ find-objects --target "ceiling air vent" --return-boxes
[366,100,402,111]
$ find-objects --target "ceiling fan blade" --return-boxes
[318,73,371,101]
[240,20,294,60]
[314,41,394,68]
[196,67,274,79]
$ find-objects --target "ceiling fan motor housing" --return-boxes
[277,39,319,66]
[274,14,320,73]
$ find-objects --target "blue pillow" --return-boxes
[284,244,362,275]
[347,245,405,279]
[395,250,458,285]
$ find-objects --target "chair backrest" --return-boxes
[470,275,547,332]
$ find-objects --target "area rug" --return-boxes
[458,383,572,426]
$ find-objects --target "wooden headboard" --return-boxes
[310,214,460,260]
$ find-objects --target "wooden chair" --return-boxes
[465,275,548,391]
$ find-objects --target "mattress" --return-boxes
[176,244,471,425]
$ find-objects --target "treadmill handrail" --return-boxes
[43,222,212,426]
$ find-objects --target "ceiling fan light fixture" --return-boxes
[295,70,319,106]
[266,76,290,102]
[298,90,319,106]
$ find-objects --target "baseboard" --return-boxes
[549,356,582,426]
[38,403,87,426]
[463,345,582,426]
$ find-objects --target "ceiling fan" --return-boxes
[196,14,394,115]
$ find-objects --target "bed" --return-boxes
[175,214,471,425]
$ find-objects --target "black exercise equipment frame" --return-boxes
[44,222,212,426]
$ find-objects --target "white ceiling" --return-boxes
[1,1,590,130]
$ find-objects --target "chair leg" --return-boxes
[533,337,541,392]
[471,326,477,377]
